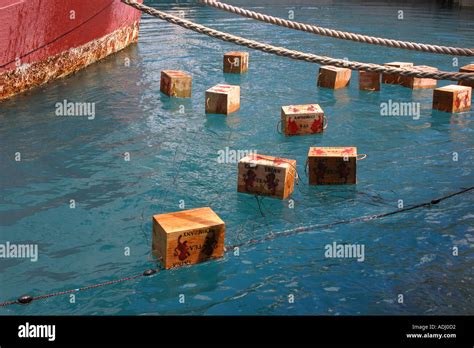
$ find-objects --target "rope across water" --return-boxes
[0,270,155,307]
[199,0,474,57]
[121,0,474,82]
[0,186,472,308]
[1,1,472,309]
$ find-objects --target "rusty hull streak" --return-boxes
[0,21,140,101]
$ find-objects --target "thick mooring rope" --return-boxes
[0,1,472,309]
[121,0,474,82]
[199,0,474,57]
[0,186,472,308]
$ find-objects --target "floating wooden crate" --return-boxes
[205,84,240,114]
[152,207,225,269]
[382,62,413,85]
[237,154,296,199]
[160,70,192,98]
[459,64,474,88]
[317,65,352,89]
[401,65,438,89]
[432,84,471,113]
[281,104,326,136]
[223,51,249,74]
[359,71,381,91]
[308,147,359,185]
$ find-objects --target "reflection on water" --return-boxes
[0,0,473,315]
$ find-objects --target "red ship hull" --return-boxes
[0,0,143,100]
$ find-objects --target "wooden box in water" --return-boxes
[152,207,225,269]
[308,147,358,185]
[205,84,240,114]
[359,71,381,91]
[400,65,438,89]
[432,85,471,113]
[223,51,249,74]
[237,154,296,199]
[382,62,413,85]
[160,70,192,98]
[281,104,326,136]
[317,65,352,89]
[459,64,474,88]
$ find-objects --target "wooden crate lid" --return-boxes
[413,65,438,72]
[239,154,296,168]
[206,84,239,94]
[308,146,357,157]
[281,104,323,115]
[384,62,413,67]
[225,51,249,57]
[161,70,191,78]
[436,84,471,92]
[153,207,224,234]
[320,65,350,72]
[460,64,474,72]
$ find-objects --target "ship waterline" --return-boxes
[0,0,143,101]
[0,21,140,100]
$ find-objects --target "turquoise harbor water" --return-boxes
[0,0,473,315]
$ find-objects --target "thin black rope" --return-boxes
[0,186,472,308]
[0,269,158,307]
[225,186,474,250]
